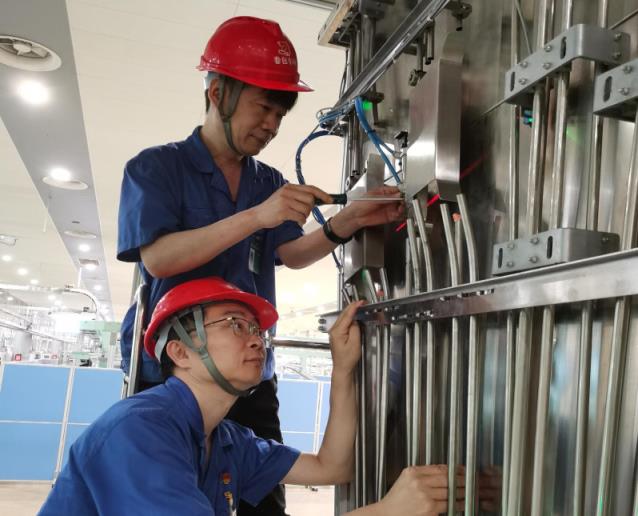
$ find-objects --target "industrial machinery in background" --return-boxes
[311,0,638,514]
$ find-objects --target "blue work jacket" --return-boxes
[117,127,303,382]
[38,377,300,515]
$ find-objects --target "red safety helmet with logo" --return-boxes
[197,16,313,92]
[144,277,278,362]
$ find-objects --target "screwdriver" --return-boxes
[314,193,404,206]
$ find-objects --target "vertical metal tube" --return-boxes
[502,312,516,514]
[360,340,368,504]
[502,3,520,510]
[412,199,436,465]
[507,309,533,516]
[377,268,391,499]
[457,194,480,515]
[405,240,414,466]
[377,324,390,500]
[441,203,460,515]
[532,4,573,512]
[412,318,423,466]
[574,4,608,512]
[596,110,638,516]
[406,219,423,292]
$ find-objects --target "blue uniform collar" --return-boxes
[184,127,258,208]
[165,376,233,449]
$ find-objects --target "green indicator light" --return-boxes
[362,100,373,111]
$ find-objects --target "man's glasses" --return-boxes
[203,316,266,341]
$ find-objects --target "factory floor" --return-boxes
[0,483,334,515]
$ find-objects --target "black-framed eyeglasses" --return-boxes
[203,316,265,341]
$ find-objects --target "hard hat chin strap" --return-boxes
[166,305,257,398]
[216,75,245,156]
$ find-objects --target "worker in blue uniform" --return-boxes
[116,16,403,516]
[39,278,461,516]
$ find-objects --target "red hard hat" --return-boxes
[197,16,313,92]
[144,277,278,360]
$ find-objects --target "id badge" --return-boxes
[248,232,264,275]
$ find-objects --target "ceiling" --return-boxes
[0,0,345,333]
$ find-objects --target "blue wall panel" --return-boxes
[0,423,61,480]
[0,365,69,421]
[282,432,314,453]
[69,369,123,423]
[278,380,318,432]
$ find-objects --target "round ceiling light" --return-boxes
[43,176,88,190]
[0,35,61,71]
[17,80,50,105]
[64,229,97,239]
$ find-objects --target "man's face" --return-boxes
[228,86,287,156]
[192,302,266,390]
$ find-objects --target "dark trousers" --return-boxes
[226,375,289,516]
[139,375,289,516]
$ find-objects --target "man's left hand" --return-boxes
[330,186,405,238]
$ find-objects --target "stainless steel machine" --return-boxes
[315,1,638,514]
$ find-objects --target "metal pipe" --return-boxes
[441,203,460,515]
[378,267,391,498]
[412,317,423,466]
[412,199,436,465]
[405,239,414,466]
[596,110,638,516]
[507,309,533,516]
[575,3,608,512]
[377,323,390,499]
[407,218,423,292]
[458,194,480,515]
[502,312,516,514]
[359,324,368,506]
[532,4,574,512]
[502,2,520,509]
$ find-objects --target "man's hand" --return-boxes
[251,184,332,229]
[328,300,364,376]
[376,465,465,516]
[330,186,405,238]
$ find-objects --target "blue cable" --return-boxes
[353,97,402,184]
[295,129,341,268]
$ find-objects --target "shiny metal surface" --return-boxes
[406,31,463,201]
[126,283,147,398]
[504,24,630,107]
[328,1,638,514]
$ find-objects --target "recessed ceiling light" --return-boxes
[78,243,91,252]
[7,296,14,301]
[48,294,56,301]
[79,258,99,271]
[30,279,39,285]
[17,79,50,105]
[50,167,72,182]
[93,285,103,291]
[17,267,28,276]
[43,176,88,190]
[0,36,62,71]
[54,300,62,306]
[1,254,12,262]
[64,229,97,239]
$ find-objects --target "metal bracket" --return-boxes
[492,228,619,276]
[359,0,395,19]
[593,58,638,121]
[503,24,630,107]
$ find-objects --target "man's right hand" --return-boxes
[376,465,465,516]
[251,184,332,228]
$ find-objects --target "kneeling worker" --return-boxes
[39,278,462,515]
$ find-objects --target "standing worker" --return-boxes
[117,16,403,515]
